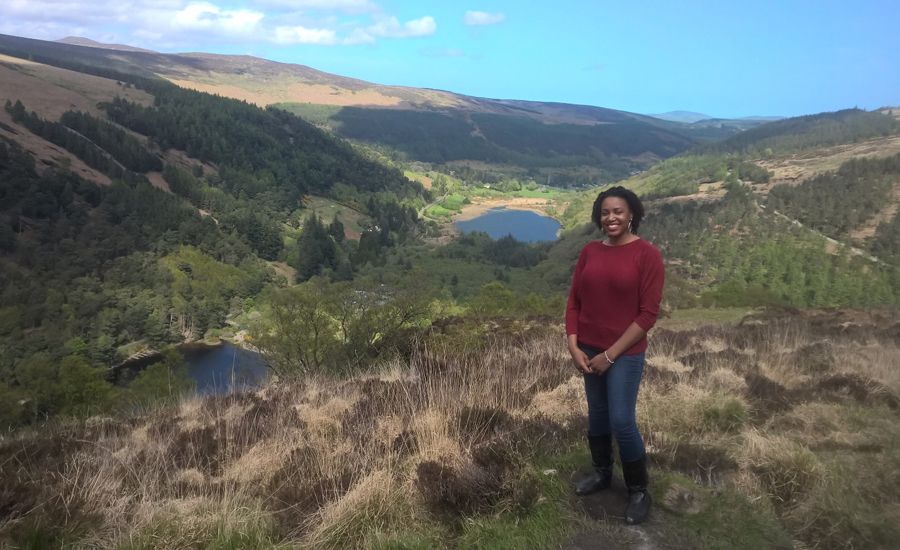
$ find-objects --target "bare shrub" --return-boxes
[415,458,504,516]
[735,429,823,508]
[786,340,836,374]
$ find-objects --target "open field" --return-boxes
[0,108,112,185]
[298,195,370,241]
[453,197,559,222]
[2,309,897,548]
[754,134,900,192]
[0,54,155,185]
[0,53,152,120]
[167,78,405,109]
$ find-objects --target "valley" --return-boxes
[0,31,897,550]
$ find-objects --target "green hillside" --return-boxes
[0,31,898,550]
[0,46,427,428]
[278,103,697,185]
[705,108,900,154]
[768,152,900,259]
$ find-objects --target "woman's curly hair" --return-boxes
[591,186,645,233]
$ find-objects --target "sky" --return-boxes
[2,0,898,118]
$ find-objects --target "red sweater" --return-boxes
[565,239,665,355]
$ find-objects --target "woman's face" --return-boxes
[600,196,632,238]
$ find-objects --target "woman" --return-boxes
[565,185,664,525]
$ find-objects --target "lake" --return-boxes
[454,207,561,242]
[179,341,269,395]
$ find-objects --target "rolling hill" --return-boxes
[0,29,897,550]
[0,32,431,423]
[0,33,709,184]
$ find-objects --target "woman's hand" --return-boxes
[567,335,591,374]
[568,345,591,374]
[587,353,613,374]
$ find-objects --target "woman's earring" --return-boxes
[627,219,632,232]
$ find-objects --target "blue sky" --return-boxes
[3,0,898,118]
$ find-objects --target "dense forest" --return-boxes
[618,153,771,199]
[0,136,263,424]
[767,152,900,251]
[0,39,433,428]
[645,182,898,308]
[705,108,899,155]
[544,178,898,310]
[280,104,695,184]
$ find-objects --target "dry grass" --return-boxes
[1,309,898,548]
[0,330,575,547]
[754,134,900,192]
[0,54,153,120]
[0,109,112,185]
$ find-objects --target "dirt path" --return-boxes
[563,474,685,550]
[453,196,557,221]
[764,205,885,264]
[849,179,900,243]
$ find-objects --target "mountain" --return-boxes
[651,110,714,123]
[738,115,784,122]
[56,36,157,53]
[0,33,701,185]
[0,31,429,418]
[704,108,899,154]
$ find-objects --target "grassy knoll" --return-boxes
[412,171,579,230]
[295,195,371,239]
[3,309,897,548]
[271,102,343,128]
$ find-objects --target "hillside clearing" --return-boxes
[754,134,900,193]
[0,53,152,120]
[0,110,111,185]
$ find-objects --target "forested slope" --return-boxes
[549,110,900,309]
[0,46,427,428]
[705,108,899,155]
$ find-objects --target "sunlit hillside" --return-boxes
[2,310,897,548]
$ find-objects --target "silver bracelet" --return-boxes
[604,351,614,365]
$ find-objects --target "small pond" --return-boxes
[454,207,561,242]
[179,341,269,395]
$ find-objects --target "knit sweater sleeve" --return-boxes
[634,243,665,332]
[565,245,588,336]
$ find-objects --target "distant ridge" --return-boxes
[650,110,713,123]
[652,111,785,125]
[738,115,784,122]
[57,36,157,54]
[0,32,701,182]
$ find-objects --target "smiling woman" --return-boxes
[564,185,665,526]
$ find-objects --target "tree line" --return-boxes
[705,108,899,156]
[768,152,900,246]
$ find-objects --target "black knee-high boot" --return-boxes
[621,454,651,524]
[575,433,613,496]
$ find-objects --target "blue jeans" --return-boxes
[579,342,646,463]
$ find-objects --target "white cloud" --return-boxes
[343,27,375,45]
[367,15,436,38]
[3,0,148,25]
[172,2,263,35]
[253,0,376,13]
[0,0,436,48]
[463,10,505,26]
[273,24,337,45]
[343,14,435,45]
